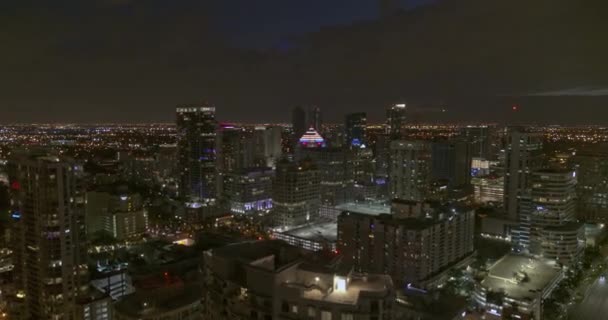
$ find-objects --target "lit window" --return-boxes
[321,311,332,320]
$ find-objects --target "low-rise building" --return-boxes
[203,240,395,320]
[473,254,562,320]
[273,221,337,252]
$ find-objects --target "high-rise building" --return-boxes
[85,187,148,241]
[309,106,323,132]
[345,112,367,148]
[386,103,407,140]
[572,145,608,222]
[431,139,472,188]
[273,159,321,228]
[525,169,583,263]
[299,147,354,206]
[389,140,432,201]
[224,167,274,214]
[217,124,252,174]
[254,126,283,168]
[292,106,307,142]
[8,151,89,319]
[504,128,544,221]
[337,201,475,288]
[176,104,218,202]
[461,125,495,160]
[472,174,504,204]
[203,240,395,320]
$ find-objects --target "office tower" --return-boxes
[203,240,395,320]
[572,145,608,222]
[504,128,544,221]
[386,103,407,140]
[351,146,375,184]
[217,124,252,174]
[309,106,323,132]
[85,186,148,241]
[337,201,475,288]
[292,106,307,141]
[176,104,218,202]
[273,159,321,228]
[431,139,472,188]
[345,112,367,148]
[472,174,504,204]
[8,151,88,319]
[461,125,495,160]
[224,167,274,214]
[254,125,283,168]
[299,147,354,206]
[525,169,583,263]
[389,140,432,201]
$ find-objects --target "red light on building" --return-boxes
[512,104,519,111]
[11,181,20,190]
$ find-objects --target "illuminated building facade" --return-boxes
[85,188,148,241]
[386,103,407,140]
[504,129,544,221]
[8,151,89,319]
[389,140,432,201]
[224,167,274,214]
[176,104,218,202]
[345,112,367,147]
[273,159,321,228]
[337,201,475,289]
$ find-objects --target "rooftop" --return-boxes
[283,221,337,242]
[335,201,391,216]
[286,274,393,305]
[481,254,561,302]
[114,283,202,317]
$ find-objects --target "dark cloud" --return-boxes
[1,0,607,124]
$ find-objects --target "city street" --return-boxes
[570,275,608,320]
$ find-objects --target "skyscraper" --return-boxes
[431,139,472,188]
[309,106,323,132]
[8,151,88,319]
[389,140,432,201]
[176,104,218,202]
[292,106,307,141]
[217,124,251,174]
[461,125,495,160]
[386,103,407,140]
[504,128,544,221]
[345,112,367,147]
[527,169,582,262]
[273,159,321,228]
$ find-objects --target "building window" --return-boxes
[321,310,332,320]
[291,305,298,314]
[341,313,354,320]
[281,301,289,313]
[307,307,316,318]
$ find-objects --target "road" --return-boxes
[570,276,608,320]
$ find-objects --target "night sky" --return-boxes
[2,0,607,124]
